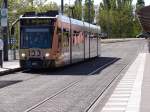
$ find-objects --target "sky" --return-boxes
[47,0,150,6]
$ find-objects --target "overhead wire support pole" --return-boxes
[1,0,8,61]
[106,1,110,39]
[61,0,64,15]
[88,0,91,58]
[82,0,86,60]
[69,0,72,64]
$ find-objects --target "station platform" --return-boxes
[101,38,140,43]
[90,53,150,112]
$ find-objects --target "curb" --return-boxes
[101,38,141,43]
[0,67,22,76]
[101,40,130,43]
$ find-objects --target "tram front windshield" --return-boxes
[21,27,52,48]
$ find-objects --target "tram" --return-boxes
[12,11,101,69]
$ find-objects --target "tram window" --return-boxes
[62,30,69,47]
[76,33,78,36]
[21,28,51,48]
[84,32,88,37]
[57,28,62,48]
[58,33,61,48]
[57,28,61,33]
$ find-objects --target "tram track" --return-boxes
[23,56,135,112]
[85,58,131,112]
[23,40,144,112]
[0,39,146,112]
[85,40,145,112]
[23,58,118,112]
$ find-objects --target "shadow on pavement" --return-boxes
[23,57,120,76]
[0,80,22,89]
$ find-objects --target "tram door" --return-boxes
[84,31,90,59]
[90,32,98,58]
[71,31,84,63]
[61,28,70,65]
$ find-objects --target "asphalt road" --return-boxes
[0,39,148,112]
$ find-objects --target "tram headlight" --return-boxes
[21,53,26,58]
[45,53,50,57]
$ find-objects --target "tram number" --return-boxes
[29,50,41,56]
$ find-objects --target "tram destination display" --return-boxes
[20,18,56,26]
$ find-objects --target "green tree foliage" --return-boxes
[37,2,58,12]
[64,3,69,16]
[98,0,141,38]
[0,0,2,6]
[63,0,82,19]
[136,0,145,10]
[63,0,95,22]
[103,0,111,9]
[74,0,82,20]
[34,0,47,6]
[84,0,95,23]
[8,0,58,25]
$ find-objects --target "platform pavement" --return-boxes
[88,53,150,112]
[0,60,20,75]
[101,38,142,43]
[140,53,150,112]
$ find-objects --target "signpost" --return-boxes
[1,0,8,61]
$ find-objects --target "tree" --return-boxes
[34,0,47,7]
[73,0,82,20]
[136,0,145,10]
[98,0,141,38]
[64,3,69,16]
[103,0,111,10]
[27,0,34,6]
[84,0,95,23]
[0,0,2,6]
[37,2,58,12]
[8,0,58,25]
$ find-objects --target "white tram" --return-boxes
[12,11,101,68]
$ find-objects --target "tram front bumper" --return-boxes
[20,59,53,69]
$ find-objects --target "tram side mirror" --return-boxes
[11,26,15,35]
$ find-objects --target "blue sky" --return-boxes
[47,0,150,6]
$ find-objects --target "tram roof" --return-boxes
[20,14,101,33]
[57,15,101,32]
[20,16,56,19]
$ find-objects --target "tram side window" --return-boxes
[57,28,62,48]
[84,32,88,38]
[63,29,69,47]
[72,31,84,45]
[72,31,75,45]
